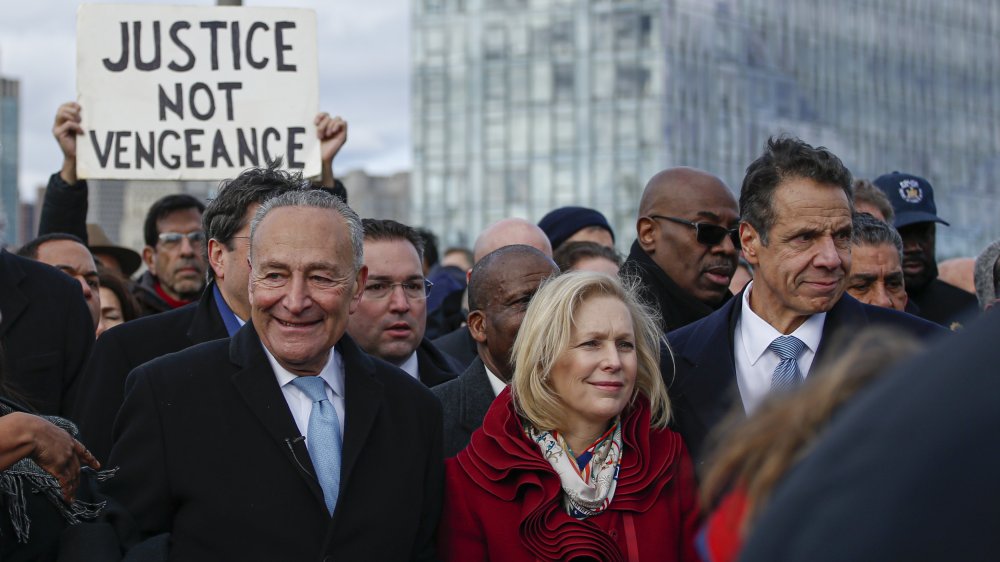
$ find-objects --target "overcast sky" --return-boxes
[0,0,411,201]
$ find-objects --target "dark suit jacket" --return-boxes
[432,326,478,370]
[666,290,945,464]
[432,357,496,457]
[740,309,1000,562]
[416,337,461,388]
[72,283,227,463]
[103,325,443,561]
[0,250,94,416]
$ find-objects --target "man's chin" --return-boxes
[171,279,206,300]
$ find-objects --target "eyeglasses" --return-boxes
[364,279,433,301]
[647,215,739,247]
[157,231,207,248]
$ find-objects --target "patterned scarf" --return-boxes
[526,419,624,520]
[0,399,116,543]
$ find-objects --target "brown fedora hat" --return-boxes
[87,223,143,277]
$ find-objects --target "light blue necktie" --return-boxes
[769,335,805,392]
[290,376,342,515]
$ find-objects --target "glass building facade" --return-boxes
[0,77,19,247]
[412,0,1000,257]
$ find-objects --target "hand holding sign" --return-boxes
[77,5,320,181]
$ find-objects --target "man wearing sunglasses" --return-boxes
[347,219,461,388]
[622,167,741,333]
[131,194,208,316]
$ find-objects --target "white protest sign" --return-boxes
[77,4,319,180]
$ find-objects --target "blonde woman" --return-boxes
[438,272,699,561]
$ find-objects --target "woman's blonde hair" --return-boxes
[700,327,921,535]
[511,271,672,430]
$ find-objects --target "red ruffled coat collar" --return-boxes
[456,388,685,561]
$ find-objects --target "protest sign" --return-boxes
[77,4,319,180]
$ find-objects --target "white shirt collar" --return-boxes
[264,344,346,400]
[740,281,826,365]
[398,351,420,380]
[483,362,507,398]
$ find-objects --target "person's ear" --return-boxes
[348,265,369,314]
[637,217,657,253]
[741,222,762,266]
[467,310,487,344]
[208,239,227,280]
[142,246,156,271]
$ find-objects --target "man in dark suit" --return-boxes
[104,189,442,560]
[433,245,558,456]
[739,309,1000,562]
[667,137,944,464]
[73,164,302,463]
[346,219,459,387]
[433,218,553,369]
[0,250,93,416]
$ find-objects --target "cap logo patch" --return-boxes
[899,179,923,204]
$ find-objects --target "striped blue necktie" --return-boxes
[290,376,342,515]
[769,335,805,392]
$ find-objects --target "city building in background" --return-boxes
[411,0,1000,257]
[0,75,19,247]
[342,169,411,223]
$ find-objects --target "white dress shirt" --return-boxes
[264,345,346,439]
[398,351,420,381]
[484,363,507,398]
[734,281,826,414]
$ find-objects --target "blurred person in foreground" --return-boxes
[439,272,699,561]
[697,328,919,562]
[845,213,908,311]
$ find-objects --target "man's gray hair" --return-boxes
[249,189,364,272]
[851,212,903,259]
[974,239,1000,310]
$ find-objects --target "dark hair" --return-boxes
[143,194,206,247]
[740,136,854,244]
[851,179,895,224]
[97,266,140,323]
[553,241,622,272]
[17,233,87,259]
[416,228,439,269]
[852,212,903,258]
[203,163,306,280]
[360,218,425,260]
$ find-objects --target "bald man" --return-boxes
[432,245,559,456]
[433,218,553,368]
[621,167,740,332]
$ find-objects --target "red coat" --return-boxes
[438,389,700,561]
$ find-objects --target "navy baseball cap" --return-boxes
[872,171,950,229]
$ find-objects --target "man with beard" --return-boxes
[132,194,208,316]
[621,167,741,332]
[346,219,460,388]
[667,138,943,464]
[874,172,978,327]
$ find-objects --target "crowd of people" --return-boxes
[0,101,998,561]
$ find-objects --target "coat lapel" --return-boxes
[0,251,28,340]
[336,335,384,495]
[228,324,328,512]
[459,359,496,435]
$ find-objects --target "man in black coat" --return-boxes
[667,137,945,465]
[104,189,442,560]
[739,309,1000,562]
[620,167,741,333]
[873,171,978,328]
[433,245,558,456]
[346,219,459,388]
[0,250,93,416]
[72,164,303,462]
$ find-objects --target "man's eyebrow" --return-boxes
[849,273,876,283]
[695,211,725,221]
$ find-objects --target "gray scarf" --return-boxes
[0,400,116,543]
